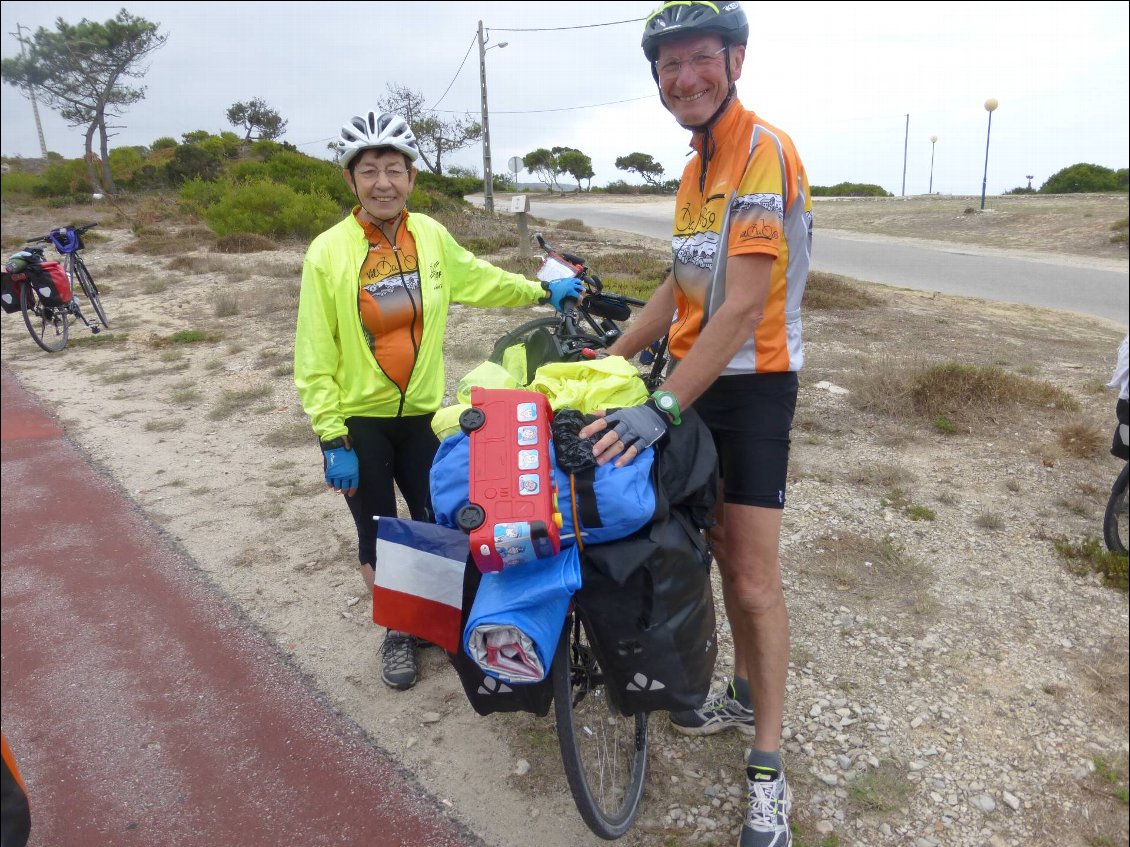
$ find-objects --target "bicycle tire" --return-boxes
[74,257,109,327]
[553,613,648,840]
[20,283,68,353]
[1103,462,1129,555]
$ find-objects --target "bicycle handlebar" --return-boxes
[26,223,98,254]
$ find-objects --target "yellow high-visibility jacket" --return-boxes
[295,210,544,441]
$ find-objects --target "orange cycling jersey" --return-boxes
[669,99,813,374]
[356,210,423,395]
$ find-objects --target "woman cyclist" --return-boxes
[294,110,581,691]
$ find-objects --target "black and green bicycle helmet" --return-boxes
[641,1,749,63]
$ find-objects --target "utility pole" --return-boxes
[478,21,494,214]
[901,113,909,197]
[14,23,49,158]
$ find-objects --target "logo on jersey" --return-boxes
[672,231,719,271]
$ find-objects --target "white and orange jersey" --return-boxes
[668,99,813,374]
[356,211,423,396]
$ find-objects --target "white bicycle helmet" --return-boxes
[338,111,420,168]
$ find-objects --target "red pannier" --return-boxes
[13,261,72,307]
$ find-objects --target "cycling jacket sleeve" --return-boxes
[294,243,348,442]
[440,226,545,308]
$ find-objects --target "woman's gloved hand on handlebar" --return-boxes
[541,277,584,312]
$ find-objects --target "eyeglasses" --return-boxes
[655,46,727,80]
[354,166,410,181]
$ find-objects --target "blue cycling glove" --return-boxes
[323,444,359,492]
[541,277,584,312]
[603,400,668,452]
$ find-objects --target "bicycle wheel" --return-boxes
[553,613,648,840]
[1103,463,1129,555]
[74,258,109,327]
[20,283,68,353]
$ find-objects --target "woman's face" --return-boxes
[345,148,417,222]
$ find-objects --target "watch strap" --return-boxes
[650,390,681,426]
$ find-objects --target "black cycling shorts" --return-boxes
[692,371,798,509]
[343,414,439,566]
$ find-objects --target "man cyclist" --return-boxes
[580,3,813,844]
[294,110,581,692]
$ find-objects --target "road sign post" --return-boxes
[510,194,531,257]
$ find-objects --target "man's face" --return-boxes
[655,34,745,127]
[344,148,416,222]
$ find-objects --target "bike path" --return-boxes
[0,365,479,847]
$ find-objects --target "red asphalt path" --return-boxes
[0,365,480,847]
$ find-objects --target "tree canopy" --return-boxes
[1,10,168,194]
[523,148,562,192]
[1040,163,1128,194]
[615,152,665,186]
[374,83,481,176]
[558,148,594,192]
[227,98,288,141]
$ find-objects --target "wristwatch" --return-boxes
[320,436,347,451]
[650,390,681,426]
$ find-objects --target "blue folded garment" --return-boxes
[464,545,581,683]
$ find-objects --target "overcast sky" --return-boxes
[2,1,1127,196]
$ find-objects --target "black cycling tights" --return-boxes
[343,414,439,566]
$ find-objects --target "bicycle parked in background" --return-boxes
[29,223,110,330]
[1,223,108,353]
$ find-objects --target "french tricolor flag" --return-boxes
[373,517,467,654]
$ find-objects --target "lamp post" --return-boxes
[478,21,507,214]
[928,135,938,195]
[980,98,998,211]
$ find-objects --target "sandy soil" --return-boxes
[1,194,1127,847]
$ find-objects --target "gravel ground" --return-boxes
[1,198,1126,847]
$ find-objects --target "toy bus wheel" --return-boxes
[459,408,486,434]
[456,503,486,532]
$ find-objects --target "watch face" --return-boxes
[657,394,674,410]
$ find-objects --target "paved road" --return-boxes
[0,366,479,847]
[518,198,1129,325]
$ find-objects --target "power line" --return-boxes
[490,16,645,32]
[433,94,655,116]
[428,33,478,112]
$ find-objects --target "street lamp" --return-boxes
[478,21,507,214]
[928,135,938,195]
[980,98,998,211]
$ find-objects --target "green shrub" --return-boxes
[200,179,341,239]
[178,177,229,215]
[415,170,481,200]
[108,146,149,185]
[165,144,224,185]
[810,182,892,197]
[0,171,44,197]
[151,136,178,150]
[263,152,353,208]
[38,159,94,198]
[1040,163,1128,194]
